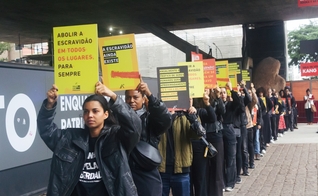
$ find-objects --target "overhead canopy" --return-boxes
[0,0,318,45]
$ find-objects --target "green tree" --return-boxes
[0,42,11,55]
[287,21,318,67]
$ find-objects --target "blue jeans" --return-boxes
[161,172,190,196]
[253,126,260,154]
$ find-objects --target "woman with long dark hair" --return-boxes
[191,89,218,196]
[37,82,141,196]
[256,87,273,154]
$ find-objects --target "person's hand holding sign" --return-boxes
[95,81,117,101]
[240,80,246,88]
[46,84,58,109]
[226,81,233,91]
[214,83,221,99]
[203,89,210,106]
[136,75,152,97]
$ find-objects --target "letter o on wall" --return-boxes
[5,94,37,152]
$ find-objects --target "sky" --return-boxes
[285,17,318,32]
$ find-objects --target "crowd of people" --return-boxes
[37,79,315,196]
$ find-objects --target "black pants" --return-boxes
[222,124,237,188]
[236,136,242,180]
[206,135,224,196]
[293,108,298,126]
[276,114,284,134]
[262,113,272,144]
[247,128,254,167]
[305,108,313,123]
[285,110,294,131]
[129,159,162,196]
[270,115,277,140]
[240,126,248,173]
[190,139,208,196]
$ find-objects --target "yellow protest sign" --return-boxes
[53,24,99,94]
[178,61,204,98]
[99,34,139,91]
[242,70,251,82]
[228,62,241,74]
[229,71,238,91]
[216,60,229,88]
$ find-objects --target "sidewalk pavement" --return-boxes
[224,123,318,196]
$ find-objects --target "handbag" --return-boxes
[130,141,162,171]
[201,137,218,158]
[311,104,316,113]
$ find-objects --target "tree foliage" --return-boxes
[287,21,318,67]
[0,42,11,55]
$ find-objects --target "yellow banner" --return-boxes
[229,71,238,91]
[228,62,241,74]
[242,70,251,82]
[216,60,229,88]
[53,24,99,94]
[178,61,204,98]
[99,34,139,91]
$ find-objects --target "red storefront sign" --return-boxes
[298,0,318,7]
[300,62,318,76]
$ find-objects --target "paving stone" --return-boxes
[224,123,318,196]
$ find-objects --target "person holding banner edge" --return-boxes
[205,85,226,196]
[220,81,245,192]
[190,89,217,196]
[158,98,206,196]
[126,76,172,196]
[37,82,141,196]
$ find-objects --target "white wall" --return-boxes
[135,25,243,78]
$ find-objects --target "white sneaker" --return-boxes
[261,149,266,154]
[225,187,233,192]
[270,139,275,144]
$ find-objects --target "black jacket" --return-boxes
[137,94,172,148]
[258,96,273,116]
[239,87,252,126]
[269,96,278,116]
[284,94,296,112]
[37,98,141,196]
[129,94,172,196]
[222,90,245,127]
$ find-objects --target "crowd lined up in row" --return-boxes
[37,79,314,196]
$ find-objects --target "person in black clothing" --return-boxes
[126,78,172,196]
[284,86,296,132]
[236,81,252,181]
[190,90,217,196]
[221,81,245,192]
[37,82,142,196]
[275,91,286,137]
[293,103,298,129]
[256,87,273,153]
[205,86,226,196]
[245,84,259,168]
[268,88,278,141]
